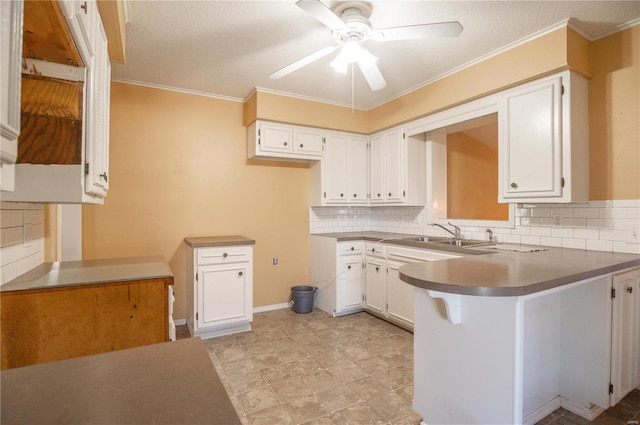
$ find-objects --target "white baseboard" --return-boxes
[523,397,561,425]
[560,397,605,420]
[253,302,291,313]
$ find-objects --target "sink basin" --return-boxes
[433,239,493,247]
[407,236,451,243]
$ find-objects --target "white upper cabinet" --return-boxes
[348,135,368,203]
[322,132,349,204]
[2,0,111,203]
[310,131,369,206]
[85,21,110,197]
[248,120,324,162]
[498,70,589,203]
[369,126,426,206]
[0,0,24,191]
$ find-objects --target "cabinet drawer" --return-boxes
[338,242,363,256]
[196,246,252,265]
[364,243,386,258]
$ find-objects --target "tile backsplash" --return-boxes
[310,199,640,254]
[1,202,45,285]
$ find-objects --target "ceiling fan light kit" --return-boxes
[269,0,463,92]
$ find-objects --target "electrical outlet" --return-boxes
[273,257,278,266]
[553,215,563,228]
[627,223,639,243]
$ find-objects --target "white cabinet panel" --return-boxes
[365,258,385,315]
[385,129,405,203]
[348,135,368,203]
[369,134,385,204]
[610,269,639,405]
[0,0,23,191]
[338,255,363,312]
[247,121,323,161]
[500,77,561,199]
[293,127,323,156]
[498,71,588,203]
[323,133,349,204]
[386,260,414,326]
[198,264,250,330]
[186,242,253,339]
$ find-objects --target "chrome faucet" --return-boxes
[430,222,461,239]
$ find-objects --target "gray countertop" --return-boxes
[184,235,255,248]
[0,337,241,425]
[311,232,640,296]
[1,256,173,292]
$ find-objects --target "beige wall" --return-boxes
[589,25,640,200]
[83,83,312,318]
[446,133,508,221]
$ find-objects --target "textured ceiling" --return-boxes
[111,1,640,110]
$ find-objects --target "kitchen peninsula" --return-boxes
[399,247,640,424]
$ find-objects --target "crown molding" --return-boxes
[250,86,368,111]
[111,78,245,103]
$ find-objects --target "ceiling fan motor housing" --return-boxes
[332,3,373,44]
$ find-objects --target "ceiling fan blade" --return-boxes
[375,21,463,41]
[269,45,338,80]
[357,57,386,91]
[296,0,347,32]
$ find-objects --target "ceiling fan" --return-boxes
[269,0,463,91]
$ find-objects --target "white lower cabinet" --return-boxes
[311,235,460,329]
[185,239,254,339]
[610,268,640,405]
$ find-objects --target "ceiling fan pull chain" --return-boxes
[351,62,355,114]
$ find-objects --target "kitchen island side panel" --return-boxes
[413,288,520,424]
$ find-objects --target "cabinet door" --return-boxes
[0,0,23,191]
[499,77,562,200]
[293,128,323,157]
[260,123,293,154]
[365,258,385,315]
[337,256,363,313]
[85,21,110,197]
[610,270,639,405]
[385,129,405,203]
[197,264,250,330]
[348,136,368,203]
[369,135,385,204]
[386,260,414,326]
[323,133,348,203]
[74,0,97,58]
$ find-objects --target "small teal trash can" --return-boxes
[290,286,317,314]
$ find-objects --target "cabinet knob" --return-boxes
[223,253,228,258]
[238,271,243,277]
[284,142,288,146]
[80,1,88,13]
[511,182,518,189]
[371,248,375,253]
[628,286,633,293]
[375,266,379,272]
[353,194,357,198]
[350,247,355,251]
[377,193,381,197]
[388,192,392,197]
[340,193,344,197]
[347,265,351,270]
[299,144,303,148]
[99,172,108,183]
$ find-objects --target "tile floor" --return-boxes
[178,308,640,425]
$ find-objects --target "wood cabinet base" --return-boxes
[0,277,172,370]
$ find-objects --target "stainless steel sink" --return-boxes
[433,239,493,247]
[407,236,451,243]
